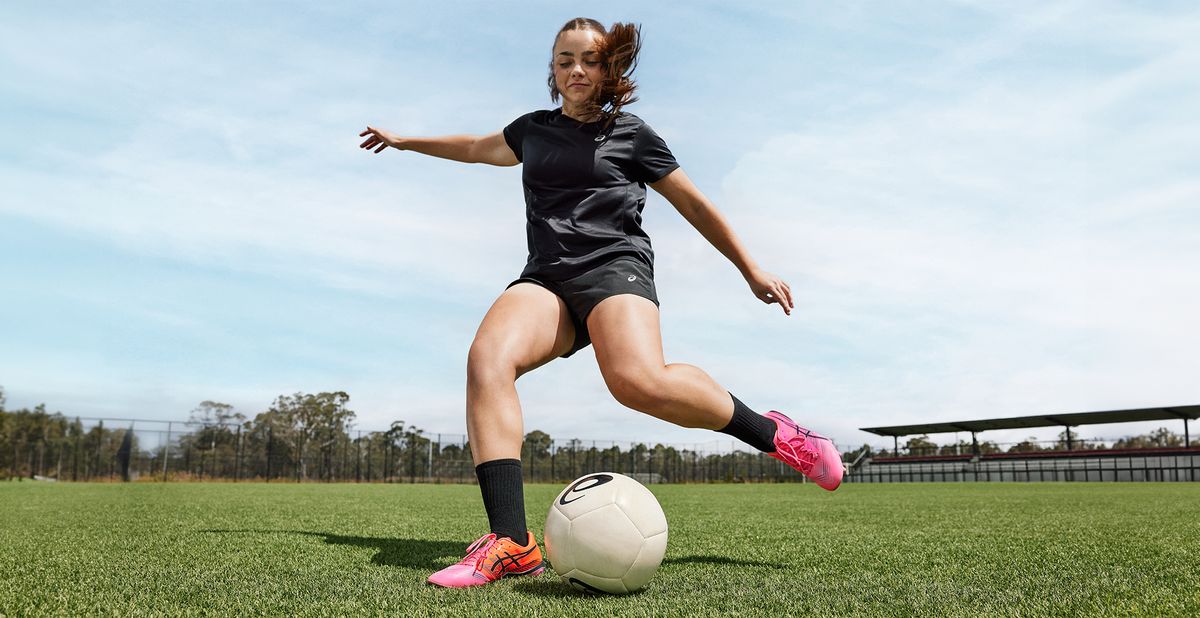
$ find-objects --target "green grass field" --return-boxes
[1,482,1197,617]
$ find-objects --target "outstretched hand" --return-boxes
[359,126,400,154]
[746,268,794,316]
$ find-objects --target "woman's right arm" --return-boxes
[359,126,518,167]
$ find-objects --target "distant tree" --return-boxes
[0,406,10,478]
[524,430,552,460]
[652,444,681,481]
[630,443,648,474]
[1053,429,1104,451]
[904,435,937,457]
[384,421,406,480]
[0,405,82,480]
[1148,427,1183,448]
[261,391,355,481]
[1114,427,1183,449]
[439,442,467,479]
[600,444,622,479]
[21,404,49,479]
[249,407,296,480]
[185,401,245,477]
[523,430,553,481]
[978,440,1002,455]
[311,392,354,481]
[67,418,84,480]
[403,424,429,482]
[189,401,242,427]
[1008,437,1045,453]
[938,441,972,456]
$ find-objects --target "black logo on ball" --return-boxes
[558,473,615,505]
[568,577,611,594]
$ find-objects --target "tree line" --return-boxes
[0,386,798,484]
[0,387,426,482]
[9,385,1185,482]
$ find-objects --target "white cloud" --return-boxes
[640,1,1200,447]
[3,2,1198,451]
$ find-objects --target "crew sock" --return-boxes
[717,393,778,453]
[475,458,527,543]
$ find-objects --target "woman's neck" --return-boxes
[561,102,601,123]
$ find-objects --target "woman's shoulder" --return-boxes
[507,109,556,126]
[611,112,659,136]
[613,110,646,126]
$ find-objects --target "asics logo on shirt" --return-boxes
[627,275,637,282]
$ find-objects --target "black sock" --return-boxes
[475,458,527,543]
[717,393,777,453]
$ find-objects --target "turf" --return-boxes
[1,482,1197,617]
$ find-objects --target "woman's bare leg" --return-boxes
[587,293,845,490]
[586,294,733,429]
[466,283,575,464]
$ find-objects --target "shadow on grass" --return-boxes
[510,576,651,598]
[201,529,465,570]
[202,530,786,592]
[513,554,784,598]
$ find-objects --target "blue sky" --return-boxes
[3,1,1198,451]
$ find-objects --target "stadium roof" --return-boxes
[860,405,1200,437]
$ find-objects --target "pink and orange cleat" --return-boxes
[765,411,845,491]
[427,531,545,588]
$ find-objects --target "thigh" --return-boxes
[471,282,576,376]
[586,294,665,380]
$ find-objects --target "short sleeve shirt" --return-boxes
[503,108,679,281]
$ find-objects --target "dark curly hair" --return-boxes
[547,18,642,130]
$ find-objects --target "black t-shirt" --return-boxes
[503,108,680,281]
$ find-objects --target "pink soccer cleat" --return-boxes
[764,411,845,491]
[427,532,545,588]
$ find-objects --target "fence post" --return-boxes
[235,425,242,482]
[95,420,104,481]
[341,432,348,482]
[266,426,273,482]
[73,430,81,481]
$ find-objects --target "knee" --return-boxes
[605,367,669,414]
[466,338,517,387]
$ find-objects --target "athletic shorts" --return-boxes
[506,256,659,358]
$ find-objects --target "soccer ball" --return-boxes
[544,472,668,594]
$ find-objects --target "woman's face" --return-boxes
[553,29,604,108]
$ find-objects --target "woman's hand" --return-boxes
[359,126,401,154]
[745,268,794,316]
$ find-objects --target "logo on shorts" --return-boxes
[627,275,637,282]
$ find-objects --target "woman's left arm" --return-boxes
[650,168,794,315]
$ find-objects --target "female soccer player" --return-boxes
[359,18,844,588]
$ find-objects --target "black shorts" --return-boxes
[506,256,659,358]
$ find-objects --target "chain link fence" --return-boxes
[1,416,805,484]
[9,414,1197,484]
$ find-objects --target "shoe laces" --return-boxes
[776,431,818,474]
[460,534,499,571]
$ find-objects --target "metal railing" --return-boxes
[848,450,1199,483]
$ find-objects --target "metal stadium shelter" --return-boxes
[861,405,1200,456]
